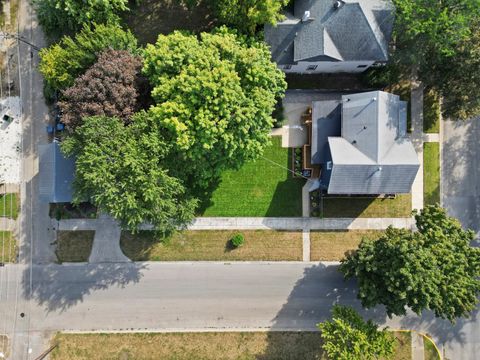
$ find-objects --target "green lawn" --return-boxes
[310,230,384,261]
[54,231,95,263]
[120,230,303,261]
[199,137,305,217]
[0,193,19,219]
[423,143,440,206]
[322,194,412,218]
[50,331,412,360]
[423,335,441,360]
[423,89,441,133]
[0,231,17,263]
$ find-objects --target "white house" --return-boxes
[264,0,394,74]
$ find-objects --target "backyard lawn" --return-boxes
[423,89,441,133]
[199,137,305,217]
[0,231,17,263]
[122,0,216,45]
[55,231,95,263]
[423,143,440,206]
[0,193,19,219]
[310,230,384,261]
[50,331,413,360]
[321,194,412,218]
[120,230,303,261]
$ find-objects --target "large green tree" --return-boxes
[35,0,129,34]
[340,205,480,322]
[318,305,395,360]
[370,0,480,119]
[61,114,197,232]
[212,0,289,34]
[39,23,138,93]
[143,27,286,191]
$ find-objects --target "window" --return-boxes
[326,161,332,170]
[306,65,318,71]
[283,64,292,70]
[357,64,368,68]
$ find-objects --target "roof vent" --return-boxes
[377,166,382,172]
[334,0,344,10]
[352,140,357,144]
[302,11,315,22]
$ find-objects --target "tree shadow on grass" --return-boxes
[23,262,147,313]
[122,0,217,45]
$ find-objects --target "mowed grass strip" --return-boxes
[51,332,325,360]
[199,137,305,217]
[120,230,303,261]
[322,194,412,218]
[423,335,441,360]
[55,231,95,263]
[310,230,384,261]
[423,89,441,133]
[50,331,411,360]
[0,193,19,219]
[423,142,440,206]
[0,231,17,263]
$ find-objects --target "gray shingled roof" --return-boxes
[265,0,394,65]
[326,91,419,194]
[39,142,75,203]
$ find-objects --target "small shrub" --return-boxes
[230,233,245,248]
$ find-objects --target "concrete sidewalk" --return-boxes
[0,218,16,231]
[57,216,415,231]
[88,214,130,263]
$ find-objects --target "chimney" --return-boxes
[302,11,314,22]
[334,1,344,10]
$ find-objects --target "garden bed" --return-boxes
[49,203,97,220]
[120,230,303,261]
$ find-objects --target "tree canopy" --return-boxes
[371,0,480,119]
[61,114,197,232]
[35,0,129,34]
[340,205,480,322]
[211,0,289,34]
[318,305,395,360]
[39,23,138,93]
[143,27,286,190]
[59,49,143,131]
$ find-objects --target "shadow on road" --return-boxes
[22,263,147,313]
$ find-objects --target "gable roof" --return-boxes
[265,0,394,65]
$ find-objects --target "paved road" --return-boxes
[443,118,480,235]
[0,262,476,359]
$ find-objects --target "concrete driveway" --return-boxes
[442,118,480,235]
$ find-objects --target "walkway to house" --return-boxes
[0,218,16,231]
[87,214,130,263]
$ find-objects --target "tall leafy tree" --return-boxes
[318,305,395,360]
[340,205,480,322]
[35,0,129,34]
[39,23,138,93]
[143,27,286,191]
[59,49,144,131]
[61,114,197,232]
[212,0,289,34]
